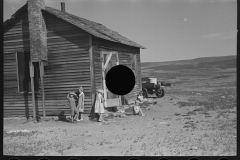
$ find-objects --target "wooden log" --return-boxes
[46,39,88,46]
[29,62,36,120]
[89,36,95,106]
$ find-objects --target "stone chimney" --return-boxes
[61,2,65,12]
[28,0,48,61]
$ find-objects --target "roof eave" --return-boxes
[44,7,145,49]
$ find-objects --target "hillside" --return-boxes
[141,55,236,83]
[141,55,236,69]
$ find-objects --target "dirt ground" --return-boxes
[3,70,236,156]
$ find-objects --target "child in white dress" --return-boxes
[94,89,105,122]
[77,86,85,121]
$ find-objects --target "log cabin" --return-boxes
[3,0,145,119]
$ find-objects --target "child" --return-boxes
[133,105,145,116]
[94,89,105,122]
[76,86,85,121]
[67,92,79,123]
[135,91,147,106]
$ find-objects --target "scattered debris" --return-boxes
[189,146,198,150]
[6,129,32,134]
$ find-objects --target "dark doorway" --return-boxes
[16,52,40,92]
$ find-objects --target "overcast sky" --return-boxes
[4,0,237,62]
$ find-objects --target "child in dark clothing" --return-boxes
[67,92,79,122]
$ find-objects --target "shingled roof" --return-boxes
[4,3,146,49]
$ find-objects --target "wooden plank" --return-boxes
[48,53,89,59]
[44,63,90,70]
[89,35,95,106]
[43,77,90,82]
[45,66,89,71]
[39,61,46,119]
[4,45,30,50]
[3,12,95,117]
[47,59,89,65]
[4,101,92,106]
[47,34,88,40]
[46,39,88,46]
[4,37,30,43]
[47,60,90,65]
[48,47,88,53]
[46,29,87,36]
[103,53,113,71]
[44,82,92,87]
[44,88,91,92]
[48,46,88,52]
[44,72,90,78]
[44,73,90,78]
[100,52,107,107]
[29,62,36,120]
[4,102,92,108]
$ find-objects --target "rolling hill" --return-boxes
[141,55,236,70]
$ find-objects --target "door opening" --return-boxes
[100,50,120,107]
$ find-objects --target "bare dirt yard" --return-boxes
[4,68,236,156]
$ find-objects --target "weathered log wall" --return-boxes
[93,47,103,91]
[4,11,93,117]
[118,52,142,102]
[42,12,92,115]
[4,11,142,118]
[92,37,142,103]
[4,12,33,118]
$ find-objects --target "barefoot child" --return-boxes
[133,105,145,116]
[77,86,85,121]
[134,91,146,116]
[135,91,147,105]
[94,89,105,122]
[67,92,79,122]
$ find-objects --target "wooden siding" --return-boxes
[93,37,140,54]
[4,11,142,118]
[4,12,33,118]
[42,12,92,115]
[118,52,141,102]
[136,54,142,89]
[4,11,93,117]
[92,43,142,103]
[93,46,103,91]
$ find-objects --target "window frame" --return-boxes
[15,51,40,94]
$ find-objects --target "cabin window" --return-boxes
[16,52,40,92]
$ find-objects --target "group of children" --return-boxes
[67,86,85,123]
[67,86,105,123]
[67,85,148,123]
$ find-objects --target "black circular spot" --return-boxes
[39,158,50,160]
[188,158,199,160]
[98,158,109,160]
[106,65,135,95]
[68,158,79,160]
[158,158,169,160]
[8,158,19,160]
